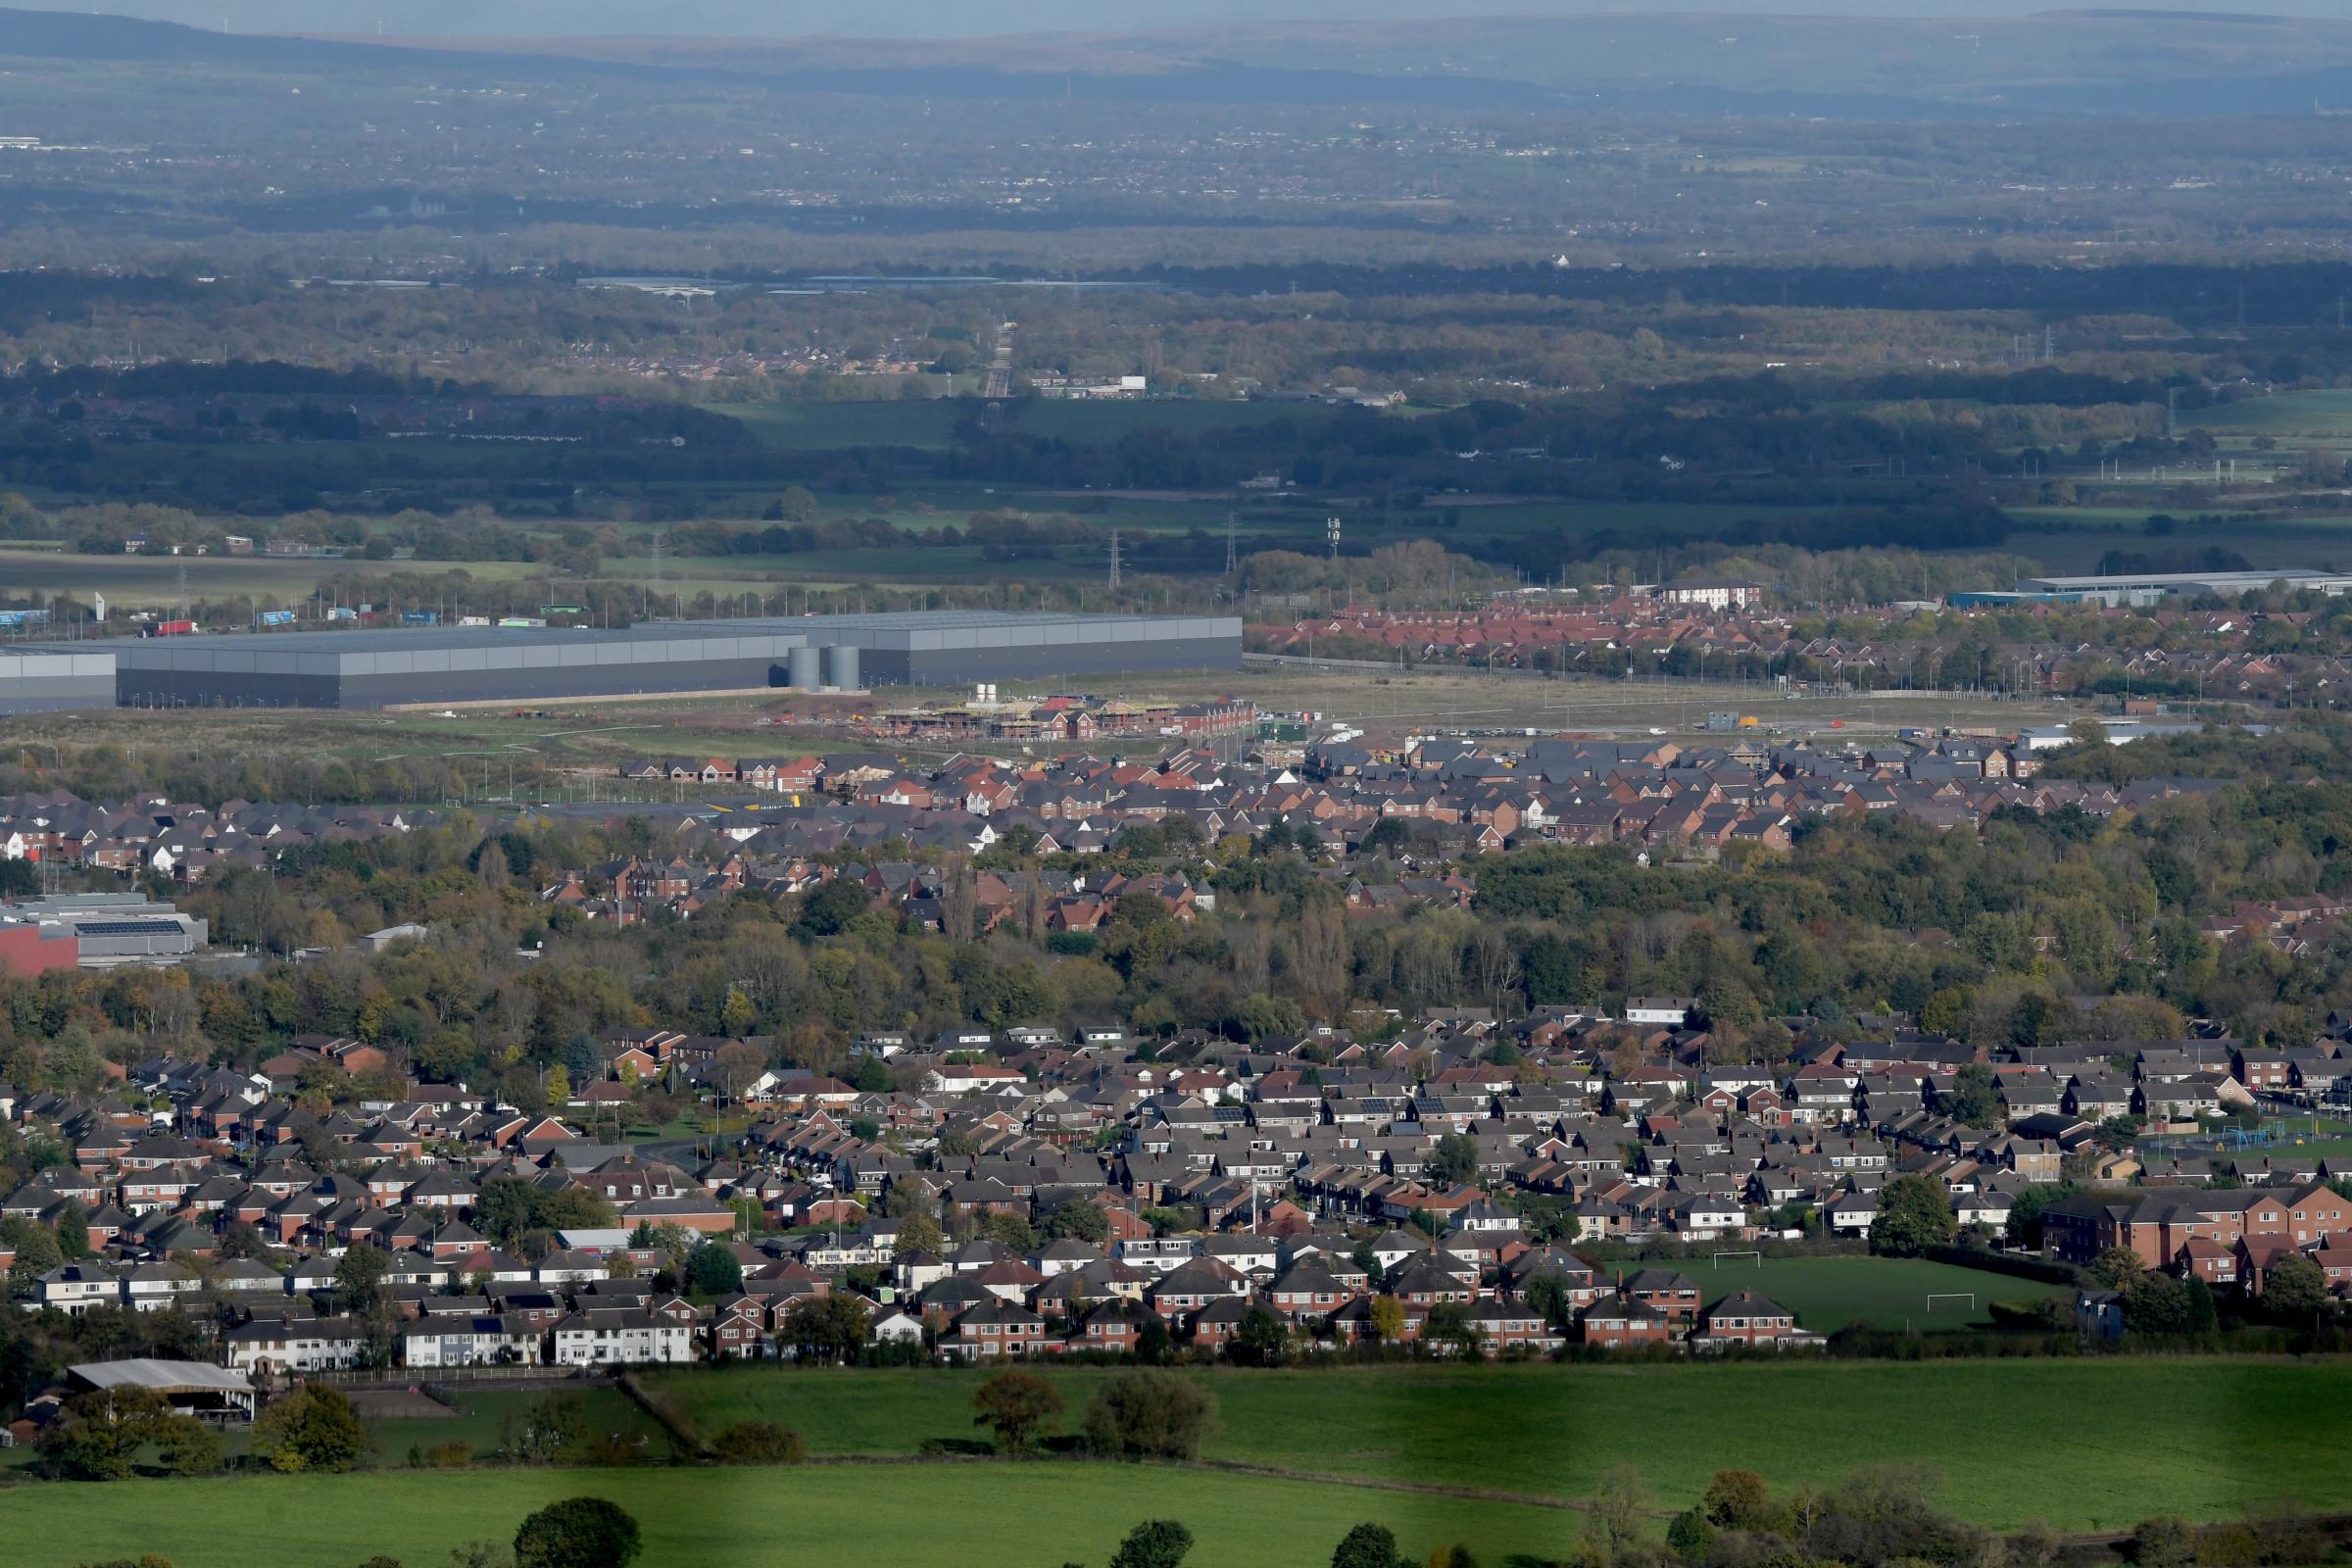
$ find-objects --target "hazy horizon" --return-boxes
[9,0,2350,40]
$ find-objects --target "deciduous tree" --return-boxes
[252,1384,367,1474]
[1084,1369,1213,1460]
[972,1367,1062,1457]
[1107,1520,1194,1568]
[1868,1174,1956,1257]
[514,1497,642,1568]
[1330,1522,1406,1568]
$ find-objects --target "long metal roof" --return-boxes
[69,1358,254,1396]
[71,610,1232,658]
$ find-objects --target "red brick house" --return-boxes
[945,1298,1048,1358]
[1622,1267,1700,1324]
[1580,1296,1672,1348]
[1697,1289,1798,1344]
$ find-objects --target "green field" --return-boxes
[0,546,551,613]
[717,398,968,450]
[1674,1254,2069,1332]
[16,1357,2350,1566]
[2181,388,2352,437]
[353,1387,674,1467]
[712,396,1329,452]
[640,1358,2352,1533]
[2000,507,2352,575]
[0,1464,1571,1568]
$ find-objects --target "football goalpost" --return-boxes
[1710,1250,1763,1269]
[1925,1293,1976,1313]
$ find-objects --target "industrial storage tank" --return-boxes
[823,643,860,690]
[787,645,821,688]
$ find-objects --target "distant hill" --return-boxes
[10,4,2352,119]
[12,0,2352,40]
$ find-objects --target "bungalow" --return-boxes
[1624,998,1695,1027]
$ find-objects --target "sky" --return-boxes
[14,1,2351,41]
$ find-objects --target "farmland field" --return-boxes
[11,1358,2349,1566]
[711,396,1331,451]
[0,1464,1569,1568]
[0,545,413,607]
[639,1357,2352,1533]
[2180,388,2352,437]
[1999,506,2352,575]
[716,398,967,450]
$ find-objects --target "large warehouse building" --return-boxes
[0,648,117,714]
[86,610,1241,710]
[2015,569,2352,607]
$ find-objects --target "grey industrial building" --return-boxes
[0,893,209,967]
[80,610,1241,710]
[0,648,117,714]
[2017,569,2352,607]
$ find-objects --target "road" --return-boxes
[983,319,1014,400]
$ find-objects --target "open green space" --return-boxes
[712,396,1331,452]
[1999,508,2352,575]
[2181,388,2352,437]
[0,546,361,604]
[640,1358,2352,1533]
[0,546,549,611]
[1679,1254,2069,1332]
[716,398,968,450]
[0,1463,1569,1568]
[1012,398,1333,442]
[353,1387,673,1467]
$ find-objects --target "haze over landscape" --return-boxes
[6,6,2352,1568]
[14,0,2352,38]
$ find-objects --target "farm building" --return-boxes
[69,611,1241,710]
[65,1359,257,1422]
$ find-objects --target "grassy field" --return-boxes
[0,1464,1573,1568]
[0,1385,672,1475]
[711,396,1328,451]
[14,1358,2349,1565]
[639,1358,2352,1533]
[717,398,967,450]
[2180,388,2352,437]
[0,545,504,611]
[351,1386,673,1467]
[2002,506,2352,575]
[1676,1254,2070,1332]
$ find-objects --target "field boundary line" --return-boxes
[615,1370,710,1460]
